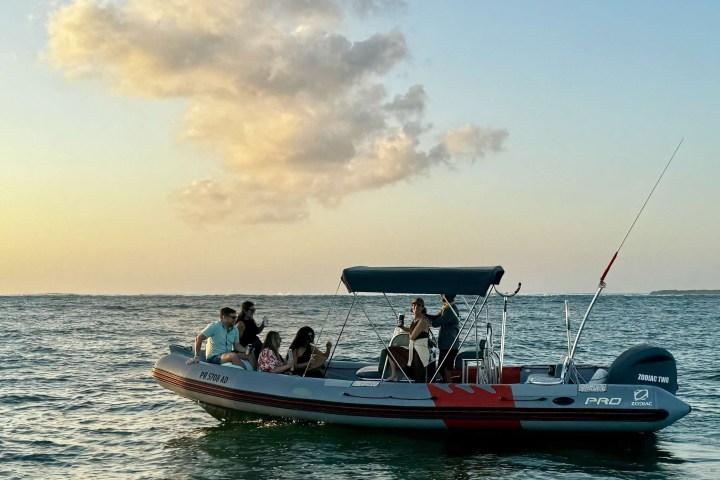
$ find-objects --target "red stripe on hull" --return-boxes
[428,384,520,429]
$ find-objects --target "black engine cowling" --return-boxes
[607,345,678,394]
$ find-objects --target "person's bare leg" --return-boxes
[232,353,246,367]
[239,352,256,370]
[221,352,251,369]
[387,359,398,381]
[245,353,257,370]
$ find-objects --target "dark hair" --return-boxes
[412,297,427,315]
[289,326,315,350]
[263,331,281,357]
[241,301,254,312]
[220,307,237,316]
[443,294,456,302]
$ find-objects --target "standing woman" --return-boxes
[386,298,431,382]
[288,326,331,378]
[236,301,266,365]
[257,331,294,374]
[427,294,460,383]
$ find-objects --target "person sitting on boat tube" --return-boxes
[427,294,460,383]
[257,331,294,374]
[386,298,432,382]
[186,307,256,368]
[235,300,267,365]
[288,326,331,377]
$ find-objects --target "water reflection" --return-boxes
[164,419,682,480]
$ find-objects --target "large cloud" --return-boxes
[47,0,508,225]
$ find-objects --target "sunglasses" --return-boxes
[248,308,256,312]
[224,314,238,319]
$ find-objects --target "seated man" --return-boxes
[186,307,255,369]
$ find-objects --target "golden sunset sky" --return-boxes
[1,1,718,294]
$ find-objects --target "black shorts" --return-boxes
[438,349,458,371]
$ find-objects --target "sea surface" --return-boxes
[1,293,718,479]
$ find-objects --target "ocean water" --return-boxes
[1,293,718,479]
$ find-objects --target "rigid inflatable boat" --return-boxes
[153,266,691,432]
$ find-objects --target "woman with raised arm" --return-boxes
[386,298,432,382]
[235,300,267,366]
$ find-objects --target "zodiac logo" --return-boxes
[634,389,649,402]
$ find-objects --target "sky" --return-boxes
[1,0,718,295]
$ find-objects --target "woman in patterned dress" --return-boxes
[257,331,294,374]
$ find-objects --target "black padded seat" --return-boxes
[453,341,486,369]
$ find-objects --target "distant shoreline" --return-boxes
[650,289,720,295]
[3,291,720,296]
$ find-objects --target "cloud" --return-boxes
[47,0,508,225]
[440,125,509,159]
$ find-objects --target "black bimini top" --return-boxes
[341,266,504,296]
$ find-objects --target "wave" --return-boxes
[1,394,63,404]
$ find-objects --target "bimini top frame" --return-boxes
[341,266,505,296]
[329,266,507,384]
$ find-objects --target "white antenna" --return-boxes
[565,300,571,357]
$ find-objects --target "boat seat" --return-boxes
[221,361,253,370]
[356,349,391,379]
[356,332,410,380]
[388,332,410,348]
[170,344,201,359]
[453,342,487,369]
[170,344,253,368]
[588,368,608,384]
[526,361,568,385]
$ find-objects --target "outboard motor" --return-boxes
[607,345,678,394]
